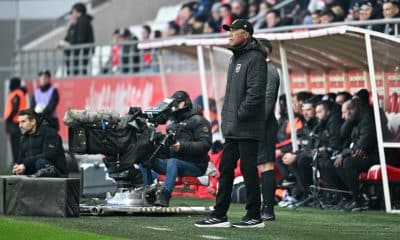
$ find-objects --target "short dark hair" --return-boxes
[337,91,353,102]
[72,2,87,15]
[316,100,333,112]
[18,109,38,122]
[267,9,280,18]
[142,25,151,35]
[38,70,51,78]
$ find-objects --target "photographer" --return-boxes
[150,91,212,207]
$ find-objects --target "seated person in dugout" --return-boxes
[12,109,68,177]
[145,91,212,207]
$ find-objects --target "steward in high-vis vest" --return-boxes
[4,77,27,163]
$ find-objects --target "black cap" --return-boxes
[38,70,51,77]
[222,19,254,35]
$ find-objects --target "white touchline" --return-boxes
[199,235,226,240]
[143,226,173,231]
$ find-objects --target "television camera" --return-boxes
[64,97,180,208]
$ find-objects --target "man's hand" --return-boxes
[333,154,343,168]
[282,153,296,165]
[12,164,25,175]
[171,141,181,152]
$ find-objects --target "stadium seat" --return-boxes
[364,164,400,181]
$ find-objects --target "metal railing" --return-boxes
[15,40,199,79]
[14,18,400,79]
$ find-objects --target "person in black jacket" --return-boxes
[12,109,68,177]
[257,40,280,221]
[334,98,379,211]
[196,19,267,228]
[62,2,94,75]
[151,91,212,207]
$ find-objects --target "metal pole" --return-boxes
[279,41,298,152]
[365,33,392,213]
[196,45,211,122]
[157,49,168,98]
[15,0,20,53]
[208,47,222,135]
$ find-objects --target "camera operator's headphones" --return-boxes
[171,91,192,110]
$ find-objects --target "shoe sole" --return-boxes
[261,217,275,221]
[194,222,232,228]
[232,222,265,228]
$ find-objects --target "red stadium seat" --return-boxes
[365,164,400,181]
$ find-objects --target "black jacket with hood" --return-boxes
[167,104,212,173]
[221,38,268,140]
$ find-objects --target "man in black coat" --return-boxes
[196,19,267,228]
[12,109,68,177]
[151,91,212,207]
[334,98,379,211]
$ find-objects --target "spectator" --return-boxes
[163,21,181,37]
[203,19,220,33]
[110,29,121,73]
[231,0,248,20]
[66,2,95,75]
[4,77,28,164]
[210,2,222,32]
[12,109,68,177]
[311,10,322,24]
[383,0,400,35]
[220,4,233,32]
[179,3,196,34]
[358,0,384,32]
[248,2,259,18]
[261,9,287,29]
[58,11,77,76]
[120,28,140,74]
[141,24,152,40]
[31,70,60,131]
[320,8,336,23]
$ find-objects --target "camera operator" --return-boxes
[12,109,68,177]
[334,97,379,211]
[150,91,212,207]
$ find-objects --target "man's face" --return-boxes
[383,3,399,18]
[302,103,315,122]
[320,14,333,24]
[19,115,36,135]
[266,12,279,28]
[341,103,350,120]
[293,96,303,114]
[335,95,346,105]
[228,28,249,47]
[359,5,373,20]
[349,105,360,122]
[141,28,150,40]
[231,1,243,16]
[39,75,50,86]
[311,13,320,24]
[315,105,328,123]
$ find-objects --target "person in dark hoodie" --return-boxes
[12,109,68,177]
[150,91,212,207]
[196,19,267,228]
[4,77,27,164]
[67,2,94,75]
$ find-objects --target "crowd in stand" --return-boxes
[159,0,400,36]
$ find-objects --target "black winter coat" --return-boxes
[350,107,378,155]
[18,123,68,175]
[167,105,212,173]
[221,38,268,140]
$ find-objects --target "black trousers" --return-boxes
[336,155,378,202]
[289,151,313,199]
[214,138,261,218]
